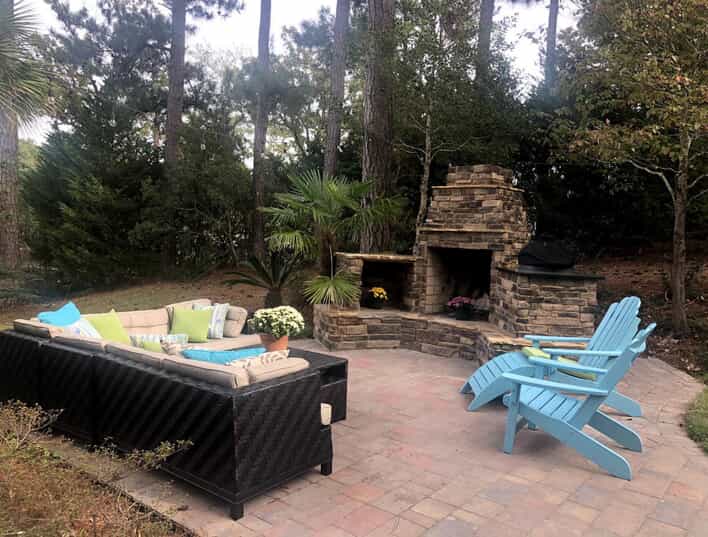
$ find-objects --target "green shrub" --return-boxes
[686,388,708,454]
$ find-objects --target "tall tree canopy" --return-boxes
[568,0,708,335]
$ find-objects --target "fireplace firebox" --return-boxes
[425,248,492,316]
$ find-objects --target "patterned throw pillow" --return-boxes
[63,318,102,339]
[129,333,189,347]
[193,303,230,339]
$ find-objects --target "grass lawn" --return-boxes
[687,387,708,454]
[0,269,269,330]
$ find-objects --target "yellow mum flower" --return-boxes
[371,287,388,300]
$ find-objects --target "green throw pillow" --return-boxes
[522,346,551,359]
[84,310,131,345]
[170,308,212,343]
[557,356,597,381]
[140,340,165,353]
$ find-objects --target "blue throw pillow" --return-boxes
[38,301,82,327]
[181,347,265,365]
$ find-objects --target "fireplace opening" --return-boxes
[360,260,413,310]
[426,248,492,318]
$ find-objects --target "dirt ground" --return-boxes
[579,245,708,376]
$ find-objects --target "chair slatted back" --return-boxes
[571,323,655,427]
[581,297,641,369]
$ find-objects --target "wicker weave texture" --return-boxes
[95,355,239,497]
[39,343,97,442]
[0,331,41,404]
[234,370,325,498]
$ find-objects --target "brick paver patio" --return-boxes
[121,342,707,536]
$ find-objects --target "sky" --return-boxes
[23,0,577,141]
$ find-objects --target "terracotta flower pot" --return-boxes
[260,334,289,352]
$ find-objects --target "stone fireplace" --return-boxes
[314,165,602,363]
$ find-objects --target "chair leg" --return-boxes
[564,426,633,480]
[321,460,333,475]
[605,391,642,417]
[589,411,642,452]
[503,386,521,454]
[230,502,244,520]
[468,377,514,411]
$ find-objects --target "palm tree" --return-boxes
[225,253,300,307]
[0,0,47,269]
[264,170,401,305]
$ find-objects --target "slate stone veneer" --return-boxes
[314,165,601,363]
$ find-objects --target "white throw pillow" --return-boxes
[129,333,189,347]
[193,303,229,339]
[65,318,102,339]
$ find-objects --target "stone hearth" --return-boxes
[314,165,601,363]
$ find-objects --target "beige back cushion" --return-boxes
[116,308,169,335]
[163,355,249,388]
[13,319,63,339]
[247,357,309,383]
[223,306,248,337]
[105,342,165,368]
[54,334,106,352]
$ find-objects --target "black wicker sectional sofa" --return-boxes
[0,329,347,519]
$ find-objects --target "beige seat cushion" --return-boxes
[13,319,63,339]
[163,355,249,388]
[165,298,212,324]
[321,403,332,426]
[53,334,106,352]
[116,308,169,335]
[247,357,309,383]
[183,333,262,351]
[105,342,165,368]
[223,306,248,337]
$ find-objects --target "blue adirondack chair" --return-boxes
[460,296,642,416]
[500,323,656,480]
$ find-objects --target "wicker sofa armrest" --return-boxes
[232,368,329,501]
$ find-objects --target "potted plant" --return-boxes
[247,306,305,351]
[363,287,389,309]
[447,296,474,321]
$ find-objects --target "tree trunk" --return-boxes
[544,0,559,96]
[476,0,494,86]
[323,0,350,179]
[0,105,20,270]
[166,0,186,177]
[252,0,272,261]
[360,0,394,253]
[412,109,433,257]
[671,133,690,336]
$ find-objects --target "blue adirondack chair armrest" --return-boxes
[502,373,609,396]
[524,335,591,344]
[540,348,623,357]
[527,356,608,375]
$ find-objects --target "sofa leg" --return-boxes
[230,502,244,520]
[321,460,333,476]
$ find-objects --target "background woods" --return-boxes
[1,0,706,338]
